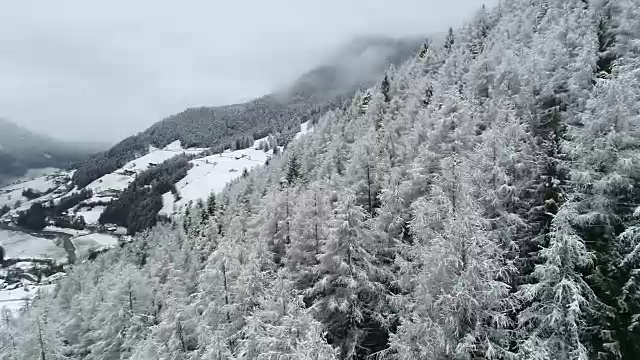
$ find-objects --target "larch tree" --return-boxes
[309,190,384,359]
[286,183,330,290]
[237,270,337,360]
[517,202,596,360]
[391,154,515,360]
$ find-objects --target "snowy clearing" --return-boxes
[80,195,116,206]
[85,172,133,194]
[162,147,271,214]
[76,206,106,224]
[43,226,91,237]
[1,168,60,187]
[0,229,67,263]
[0,174,59,209]
[159,192,176,216]
[72,233,119,259]
[0,284,56,313]
[0,170,75,218]
[85,142,205,196]
[294,121,312,140]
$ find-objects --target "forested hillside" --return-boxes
[71,37,421,188]
[3,0,640,359]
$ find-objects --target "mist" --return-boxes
[0,0,497,143]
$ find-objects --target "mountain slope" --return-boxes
[5,1,640,359]
[71,37,423,188]
[0,118,107,183]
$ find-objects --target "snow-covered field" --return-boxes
[85,172,132,194]
[159,125,314,215]
[76,206,106,224]
[72,233,119,259]
[2,123,313,227]
[0,174,60,209]
[120,142,204,173]
[0,170,75,218]
[0,283,56,313]
[0,167,60,187]
[160,192,176,216]
[80,195,117,206]
[0,229,67,263]
[86,140,205,196]
[43,226,91,237]
[161,146,272,214]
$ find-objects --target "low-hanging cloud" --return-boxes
[0,0,496,143]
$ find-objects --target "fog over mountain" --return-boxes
[0,0,496,142]
[0,118,107,184]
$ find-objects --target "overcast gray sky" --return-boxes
[0,0,494,143]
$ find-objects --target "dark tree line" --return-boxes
[99,155,194,234]
[16,203,47,230]
[14,189,93,231]
[22,188,44,200]
[52,189,93,216]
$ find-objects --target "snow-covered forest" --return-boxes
[2,0,639,359]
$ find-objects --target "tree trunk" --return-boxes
[366,165,373,215]
[38,321,46,360]
[128,281,133,311]
[222,262,231,323]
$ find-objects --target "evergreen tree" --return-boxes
[391,155,515,359]
[381,73,391,104]
[237,271,337,360]
[309,191,384,359]
[285,152,302,185]
[417,40,429,59]
[596,1,616,77]
[206,193,217,217]
[444,27,455,52]
[286,183,329,290]
[517,203,596,360]
[347,130,379,216]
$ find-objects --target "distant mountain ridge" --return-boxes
[284,36,422,101]
[72,36,423,188]
[0,118,108,184]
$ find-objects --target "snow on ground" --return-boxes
[72,233,119,259]
[162,147,271,214]
[1,168,60,186]
[86,142,205,196]
[120,140,205,173]
[294,121,312,140]
[80,195,116,206]
[0,283,56,313]
[9,192,64,216]
[43,272,67,284]
[164,140,185,151]
[252,135,269,149]
[0,229,67,263]
[76,206,106,224]
[13,262,33,270]
[0,170,75,218]
[0,175,59,209]
[121,149,192,173]
[159,192,175,216]
[43,226,91,237]
[85,172,132,194]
